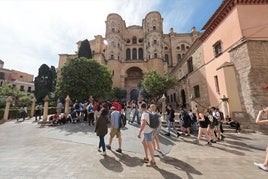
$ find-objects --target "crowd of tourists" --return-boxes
[16,97,268,171]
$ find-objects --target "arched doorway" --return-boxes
[125,67,143,101]
[130,89,139,103]
[181,89,186,108]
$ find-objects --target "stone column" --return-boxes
[3,96,12,121]
[221,95,229,122]
[65,95,70,115]
[42,95,50,122]
[161,94,166,122]
[31,97,36,118]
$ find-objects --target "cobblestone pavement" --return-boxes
[0,117,267,179]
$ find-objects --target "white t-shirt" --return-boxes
[141,112,154,134]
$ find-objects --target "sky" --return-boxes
[0,0,222,78]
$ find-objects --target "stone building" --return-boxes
[0,59,34,94]
[58,11,200,102]
[168,0,268,131]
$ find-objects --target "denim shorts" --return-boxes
[143,131,154,142]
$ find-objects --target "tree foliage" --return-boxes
[78,39,92,59]
[56,57,112,102]
[141,70,177,103]
[0,85,32,108]
[34,64,57,102]
[112,87,127,102]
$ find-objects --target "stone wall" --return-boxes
[230,40,268,132]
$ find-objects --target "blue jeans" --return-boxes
[99,136,106,152]
[144,131,154,142]
[168,121,177,134]
[132,109,140,123]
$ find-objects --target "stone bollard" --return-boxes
[3,96,13,121]
[65,95,70,115]
[31,97,36,118]
[42,95,50,122]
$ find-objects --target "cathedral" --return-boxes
[58,11,200,102]
[58,0,268,132]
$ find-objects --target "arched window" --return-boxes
[126,48,131,60]
[138,48,143,60]
[153,26,156,30]
[132,36,137,44]
[132,48,137,60]
[154,53,157,58]
[111,55,114,60]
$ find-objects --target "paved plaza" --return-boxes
[0,117,267,179]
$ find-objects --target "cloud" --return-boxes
[0,0,221,78]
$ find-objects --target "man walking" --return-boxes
[106,106,122,153]
[165,105,180,138]
[138,103,156,166]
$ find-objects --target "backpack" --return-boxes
[119,113,126,128]
[147,112,160,129]
[87,104,94,113]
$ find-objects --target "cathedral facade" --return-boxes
[58,11,200,101]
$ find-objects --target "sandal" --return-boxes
[142,157,149,163]
[149,161,156,167]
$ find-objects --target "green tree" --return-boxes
[141,70,177,103]
[78,39,92,59]
[137,81,151,100]
[0,85,32,108]
[56,57,112,101]
[113,87,127,102]
[34,64,57,103]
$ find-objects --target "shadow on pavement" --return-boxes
[210,145,245,156]
[112,150,143,167]
[99,155,123,172]
[159,155,202,178]
[216,142,252,152]
[47,121,94,135]
[153,166,183,179]
[225,133,252,140]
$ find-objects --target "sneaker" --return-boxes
[206,142,212,146]
[210,140,217,143]
[101,151,107,156]
[142,158,149,163]
[165,133,171,137]
[97,148,101,152]
[116,148,122,153]
[106,145,111,150]
[193,139,199,144]
[254,162,268,171]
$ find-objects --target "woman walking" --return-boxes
[95,108,109,156]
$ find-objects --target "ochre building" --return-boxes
[58,11,200,101]
[168,0,268,132]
